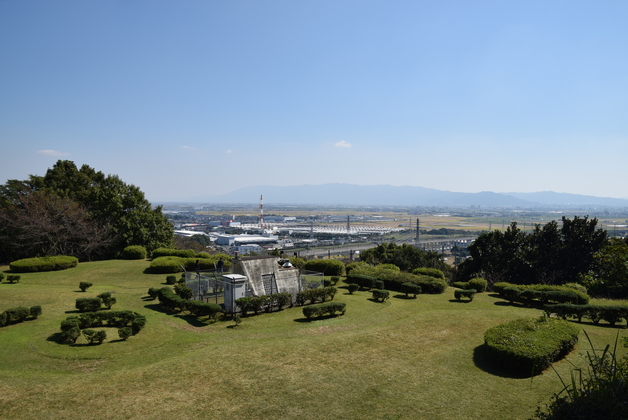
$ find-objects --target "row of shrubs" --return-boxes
[149,254,231,274]
[484,317,580,377]
[452,277,488,293]
[347,271,447,294]
[544,304,628,326]
[0,273,21,283]
[9,255,79,272]
[493,282,590,305]
[295,287,337,306]
[154,287,222,319]
[302,302,346,319]
[302,259,345,276]
[76,292,117,312]
[235,293,293,315]
[58,310,146,344]
[0,305,42,327]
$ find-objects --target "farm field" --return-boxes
[1,259,626,420]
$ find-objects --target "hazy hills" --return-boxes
[190,184,628,208]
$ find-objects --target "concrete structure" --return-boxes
[215,233,278,246]
[232,255,308,298]
[223,274,247,313]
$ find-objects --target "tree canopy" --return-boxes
[0,160,173,262]
[359,242,449,273]
[457,217,608,291]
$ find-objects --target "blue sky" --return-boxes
[1,1,627,202]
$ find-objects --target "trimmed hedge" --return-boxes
[150,254,232,274]
[347,283,360,294]
[303,259,345,276]
[302,302,346,319]
[484,317,579,376]
[121,245,147,260]
[494,282,590,305]
[0,306,39,326]
[296,287,337,306]
[371,289,390,302]
[156,287,221,319]
[412,267,445,279]
[414,275,448,294]
[10,255,78,272]
[151,248,197,258]
[347,273,377,289]
[345,261,370,276]
[454,289,476,301]
[76,297,103,312]
[544,304,628,327]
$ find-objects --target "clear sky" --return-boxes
[1,1,627,202]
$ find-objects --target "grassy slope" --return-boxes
[0,260,626,420]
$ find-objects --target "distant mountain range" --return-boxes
[189,184,628,207]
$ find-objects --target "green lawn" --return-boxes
[0,260,626,420]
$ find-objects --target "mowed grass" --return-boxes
[0,260,626,420]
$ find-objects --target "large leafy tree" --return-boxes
[0,160,173,262]
[458,216,608,289]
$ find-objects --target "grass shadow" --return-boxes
[449,299,472,303]
[173,314,212,327]
[473,344,532,379]
[46,332,64,343]
[367,298,388,304]
[293,314,343,323]
[393,294,417,300]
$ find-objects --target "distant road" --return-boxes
[295,236,477,259]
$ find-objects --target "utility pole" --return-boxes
[415,218,420,247]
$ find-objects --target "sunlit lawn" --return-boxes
[0,260,626,420]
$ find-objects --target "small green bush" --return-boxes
[7,275,21,284]
[454,289,476,301]
[9,255,78,272]
[147,287,159,300]
[121,245,147,260]
[400,282,421,298]
[79,281,92,292]
[29,305,42,319]
[166,275,177,284]
[371,289,390,302]
[347,283,360,294]
[484,317,579,376]
[76,297,102,312]
[118,327,132,340]
[174,283,193,300]
[468,277,488,293]
[0,312,8,327]
[453,281,469,289]
[414,275,448,294]
[330,276,340,285]
[0,273,4,282]
[83,329,107,344]
[347,274,377,289]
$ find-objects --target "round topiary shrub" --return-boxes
[121,245,147,260]
[412,267,445,279]
[484,317,579,377]
[347,283,360,294]
[468,277,488,293]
